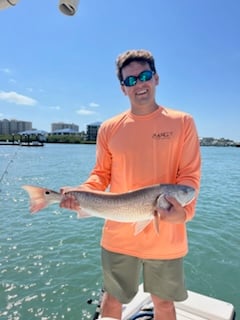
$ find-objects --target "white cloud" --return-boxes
[49,105,61,110]
[9,78,17,84]
[89,102,100,108]
[76,107,97,115]
[75,102,100,116]
[0,68,11,74]
[0,91,37,106]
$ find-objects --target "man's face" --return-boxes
[121,61,159,110]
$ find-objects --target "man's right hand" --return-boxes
[59,186,84,211]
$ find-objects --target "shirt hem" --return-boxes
[101,243,188,260]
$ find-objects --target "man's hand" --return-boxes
[157,196,187,223]
[59,186,83,211]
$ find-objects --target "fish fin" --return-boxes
[156,194,171,210]
[134,220,152,235]
[22,185,56,214]
[77,209,92,219]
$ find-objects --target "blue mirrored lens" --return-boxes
[139,70,153,82]
[126,76,137,86]
[123,70,154,87]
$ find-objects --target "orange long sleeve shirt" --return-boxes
[83,106,201,259]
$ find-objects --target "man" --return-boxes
[61,49,201,319]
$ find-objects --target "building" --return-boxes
[86,121,101,141]
[0,119,32,134]
[51,128,79,135]
[51,122,79,133]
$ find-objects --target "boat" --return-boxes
[0,141,44,147]
[93,283,236,320]
[20,141,44,147]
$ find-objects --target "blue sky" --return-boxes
[0,0,240,141]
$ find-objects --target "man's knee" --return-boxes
[101,292,122,319]
[151,294,175,311]
[101,292,122,309]
[104,286,137,304]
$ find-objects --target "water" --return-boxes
[0,144,239,319]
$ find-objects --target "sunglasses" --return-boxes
[121,70,155,87]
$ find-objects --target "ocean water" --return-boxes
[0,144,239,319]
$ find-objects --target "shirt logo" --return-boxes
[152,131,173,139]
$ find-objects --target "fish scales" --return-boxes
[69,187,159,222]
[22,183,195,234]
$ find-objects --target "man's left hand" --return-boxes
[157,196,187,223]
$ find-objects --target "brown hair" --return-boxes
[116,49,157,83]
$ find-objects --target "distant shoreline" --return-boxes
[200,137,240,147]
[1,141,240,147]
[0,134,239,147]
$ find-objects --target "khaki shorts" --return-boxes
[101,247,188,304]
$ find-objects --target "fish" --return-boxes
[22,184,195,235]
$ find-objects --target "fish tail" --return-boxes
[22,185,56,214]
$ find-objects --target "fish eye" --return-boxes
[45,190,50,195]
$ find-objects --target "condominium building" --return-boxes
[51,122,79,133]
[0,119,32,134]
[86,121,101,141]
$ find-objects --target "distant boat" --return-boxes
[0,141,44,147]
[20,141,44,147]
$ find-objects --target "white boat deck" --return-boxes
[122,284,235,320]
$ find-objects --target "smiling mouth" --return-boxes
[136,89,148,96]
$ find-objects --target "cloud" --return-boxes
[76,102,100,116]
[9,78,17,84]
[76,107,97,115]
[89,102,100,108]
[0,68,11,74]
[0,91,37,106]
[49,105,61,110]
